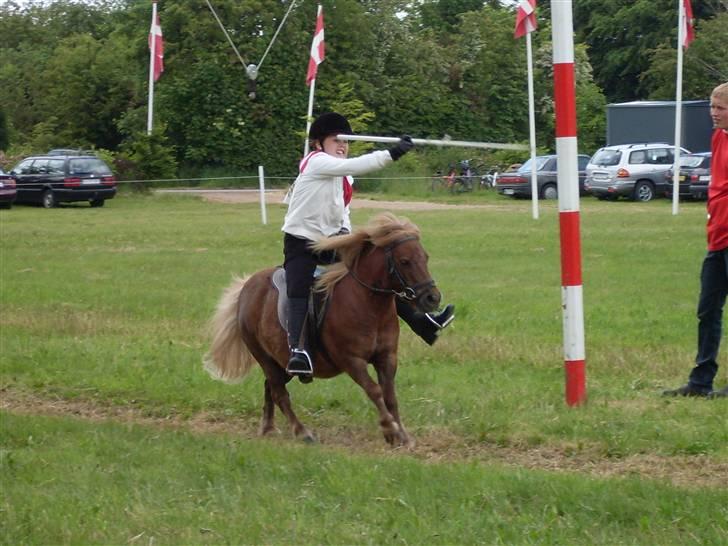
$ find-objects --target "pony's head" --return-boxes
[312,212,440,312]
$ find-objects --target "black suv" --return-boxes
[10,152,117,208]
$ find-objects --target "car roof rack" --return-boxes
[625,142,669,148]
[47,149,96,156]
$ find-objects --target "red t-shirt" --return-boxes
[707,129,728,251]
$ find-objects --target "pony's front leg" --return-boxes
[347,359,411,447]
[375,360,414,448]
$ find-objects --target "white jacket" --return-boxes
[282,149,391,240]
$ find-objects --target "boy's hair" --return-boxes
[711,82,728,102]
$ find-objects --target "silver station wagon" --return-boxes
[585,143,690,202]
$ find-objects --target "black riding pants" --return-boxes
[689,248,728,390]
[283,233,336,299]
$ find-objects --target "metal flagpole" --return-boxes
[672,0,686,216]
[526,30,539,219]
[147,2,157,135]
[304,79,316,156]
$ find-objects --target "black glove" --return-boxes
[388,135,414,161]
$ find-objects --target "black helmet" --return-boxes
[309,112,353,142]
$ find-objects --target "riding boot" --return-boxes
[286,297,313,376]
[396,300,455,346]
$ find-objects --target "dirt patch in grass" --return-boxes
[3,388,725,490]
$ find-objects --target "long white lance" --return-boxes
[337,134,527,151]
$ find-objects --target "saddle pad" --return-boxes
[271,266,328,333]
[271,267,288,331]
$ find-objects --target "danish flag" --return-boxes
[306,5,325,86]
[514,0,537,39]
[682,0,695,48]
[148,3,164,81]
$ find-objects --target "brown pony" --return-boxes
[203,212,441,446]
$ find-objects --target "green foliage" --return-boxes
[575,0,725,102]
[0,108,8,151]
[0,0,723,174]
[642,13,728,100]
[117,131,178,186]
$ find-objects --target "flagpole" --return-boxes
[672,0,685,215]
[303,4,323,156]
[526,31,539,219]
[304,78,316,156]
[147,1,157,136]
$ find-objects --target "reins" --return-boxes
[348,236,435,301]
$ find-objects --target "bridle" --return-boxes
[349,236,435,301]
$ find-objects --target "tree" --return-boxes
[0,109,9,151]
[574,0,723,102]
[641,12,728,100]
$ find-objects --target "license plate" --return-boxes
[83,178,100,185]
[503,189,514,195]
[699,175,710,182]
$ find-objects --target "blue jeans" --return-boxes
[689,249,728,390]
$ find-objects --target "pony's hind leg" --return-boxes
[260,379,276,436]
[268,377,316,443]
[255,352,316,443]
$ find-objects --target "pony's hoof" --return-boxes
[296,427,317,444]
[259,424,277,436]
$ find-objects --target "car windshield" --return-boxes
[591,149,621,166]
[518,157,551,172]
[69,158,111,176]
[680,156,707,168]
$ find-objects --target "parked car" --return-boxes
[584,143,690,202]
[9,152,116,208]
[662,152,711,201]
[0,168,17,209]
[496,154,591,199]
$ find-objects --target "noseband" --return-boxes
[349,236,436,301]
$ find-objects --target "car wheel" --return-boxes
[42,190,56,208]
[633,181,654,202]
[541,184,558,200]
[90,199,105,207]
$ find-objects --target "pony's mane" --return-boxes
[311,212,420,293]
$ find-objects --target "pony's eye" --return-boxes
[399,258,411,267]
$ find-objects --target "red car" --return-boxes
[0,168,17,209]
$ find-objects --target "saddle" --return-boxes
[271,267,331,362]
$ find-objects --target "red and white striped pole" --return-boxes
[551,1,586,406]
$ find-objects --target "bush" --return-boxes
[116,131,178,190]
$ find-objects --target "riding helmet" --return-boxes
[309,112,353,143]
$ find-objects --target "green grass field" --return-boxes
[1,191,727,544]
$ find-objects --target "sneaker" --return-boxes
[708,386,728,399]
[286,349,313,376]
[662,383,712,397]
[426,304,455,329]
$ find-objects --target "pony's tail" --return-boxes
[203,276,255,383]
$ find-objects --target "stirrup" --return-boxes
[425,304,455,329]
[286,348,313,376]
